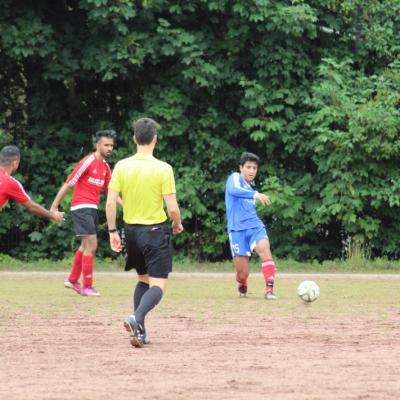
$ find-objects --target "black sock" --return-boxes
[135,286,163,326]
[133,281,150,311]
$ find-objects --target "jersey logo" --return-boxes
[88,177,105,187]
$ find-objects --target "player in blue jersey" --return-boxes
[225,152,277,300]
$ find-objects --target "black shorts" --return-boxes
[124,223,172,279]
[71,208,98,236]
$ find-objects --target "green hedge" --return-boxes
[1,1,399,261]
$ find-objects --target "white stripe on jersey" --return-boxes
[232,173,257,202]
[70,204,98,211]
[232,173,254,194]
[12,177,31,200]
[69,154,96,187]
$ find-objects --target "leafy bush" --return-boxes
[0,1,399,261]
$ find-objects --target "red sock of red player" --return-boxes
[261,259,276,293]
[236,274,247,287]
[68,250,83,283]
[82,255,94,288]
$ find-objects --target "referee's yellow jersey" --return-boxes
[109,153,176,224]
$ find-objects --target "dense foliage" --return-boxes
[0,0,399,261]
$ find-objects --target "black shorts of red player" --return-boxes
[71,208,98,236]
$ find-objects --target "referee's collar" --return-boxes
[133,153,154,160]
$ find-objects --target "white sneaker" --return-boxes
[64,280,81,293]
[265,292,277,300]
[80,286,100,296]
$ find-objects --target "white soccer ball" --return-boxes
[297,280,320,303]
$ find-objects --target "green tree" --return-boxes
[0,0,399,261]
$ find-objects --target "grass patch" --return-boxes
[0,274,398,320]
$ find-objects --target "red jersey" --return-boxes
[0,168,30,209]
[66,154,111,210]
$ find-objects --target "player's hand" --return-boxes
[109,231,123,252]
[172,221,184,235]
[255,193,271,206]
[51,211,65,222]
[50,205,59,213]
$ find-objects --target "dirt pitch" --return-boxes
[1,272,400,400]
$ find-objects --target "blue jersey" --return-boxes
[225,172,264,232]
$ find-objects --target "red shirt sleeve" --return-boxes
[8,178,31,204]
[66,154,95,187]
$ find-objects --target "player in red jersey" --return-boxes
[0,145,64,221]
[51,130,118,296]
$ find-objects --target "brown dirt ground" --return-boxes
[1,273,400,400]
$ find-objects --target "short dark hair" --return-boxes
[133,118,160,145]
[0,145,21,166]
[239,152,260,166]
[95,130,116,143]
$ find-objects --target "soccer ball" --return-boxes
[297,280,320,303]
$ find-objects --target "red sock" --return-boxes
[68,250,83,283]
[236,274,247,286]
[82,255,94,288]
[261,259,276,293]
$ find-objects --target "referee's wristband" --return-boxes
[108,228,118,233]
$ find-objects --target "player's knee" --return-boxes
[86,239,97,254]
[149,278,167,293]
[237,270,249,280]
[83,244,97,256]
[257,245,272,260]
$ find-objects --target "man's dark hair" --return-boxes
[239,152,260,166]
[95,130,116,143]
[0,145,21,166]
[133,118,160,145]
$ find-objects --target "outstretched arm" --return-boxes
[227,175,271,205]
[23,199,64,221]
[254,192,271,206]
[50,183,71,211]
[226,174,257,200]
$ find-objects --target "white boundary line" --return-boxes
[0,271,400,280]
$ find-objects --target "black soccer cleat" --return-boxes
[124,315,145,348]
[238,284,248,297]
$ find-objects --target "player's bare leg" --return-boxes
[233,256,250,297]
[255,239,277,300]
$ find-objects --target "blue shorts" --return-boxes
[229,226,269,257]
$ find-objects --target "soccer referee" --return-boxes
[106,117,183,348]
